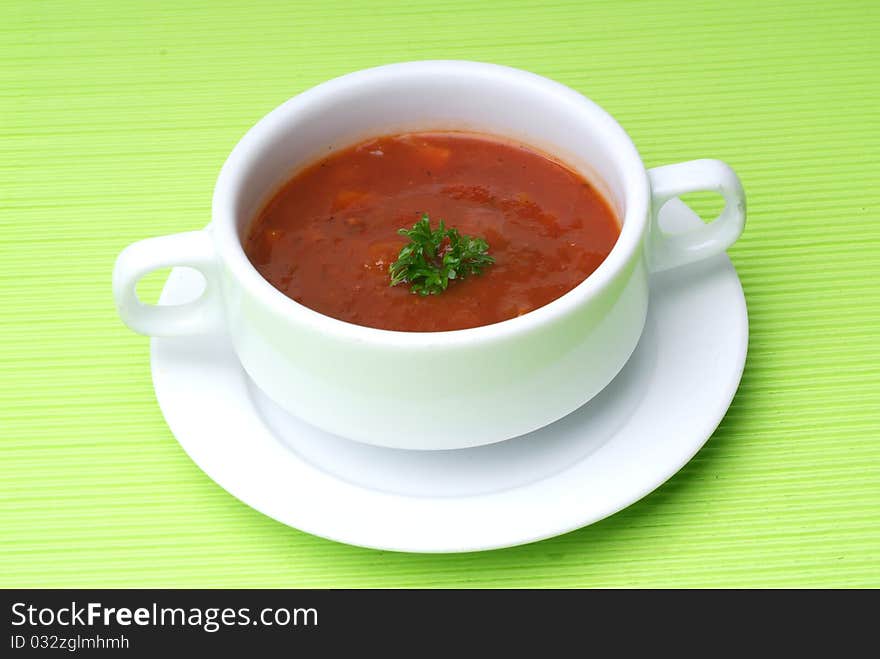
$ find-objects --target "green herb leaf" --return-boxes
[389,213,495,296]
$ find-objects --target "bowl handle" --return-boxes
[646,159,746,272]
[112,230,222,336]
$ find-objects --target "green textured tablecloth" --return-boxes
[2,1,878,588]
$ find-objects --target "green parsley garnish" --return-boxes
[389,213,495,296]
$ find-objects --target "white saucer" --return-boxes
[151,199,747,552]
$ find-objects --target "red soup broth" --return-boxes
[244,132,620,332]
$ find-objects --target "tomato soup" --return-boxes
[244,132,620,332]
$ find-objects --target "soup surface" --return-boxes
[245,132,620,332]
